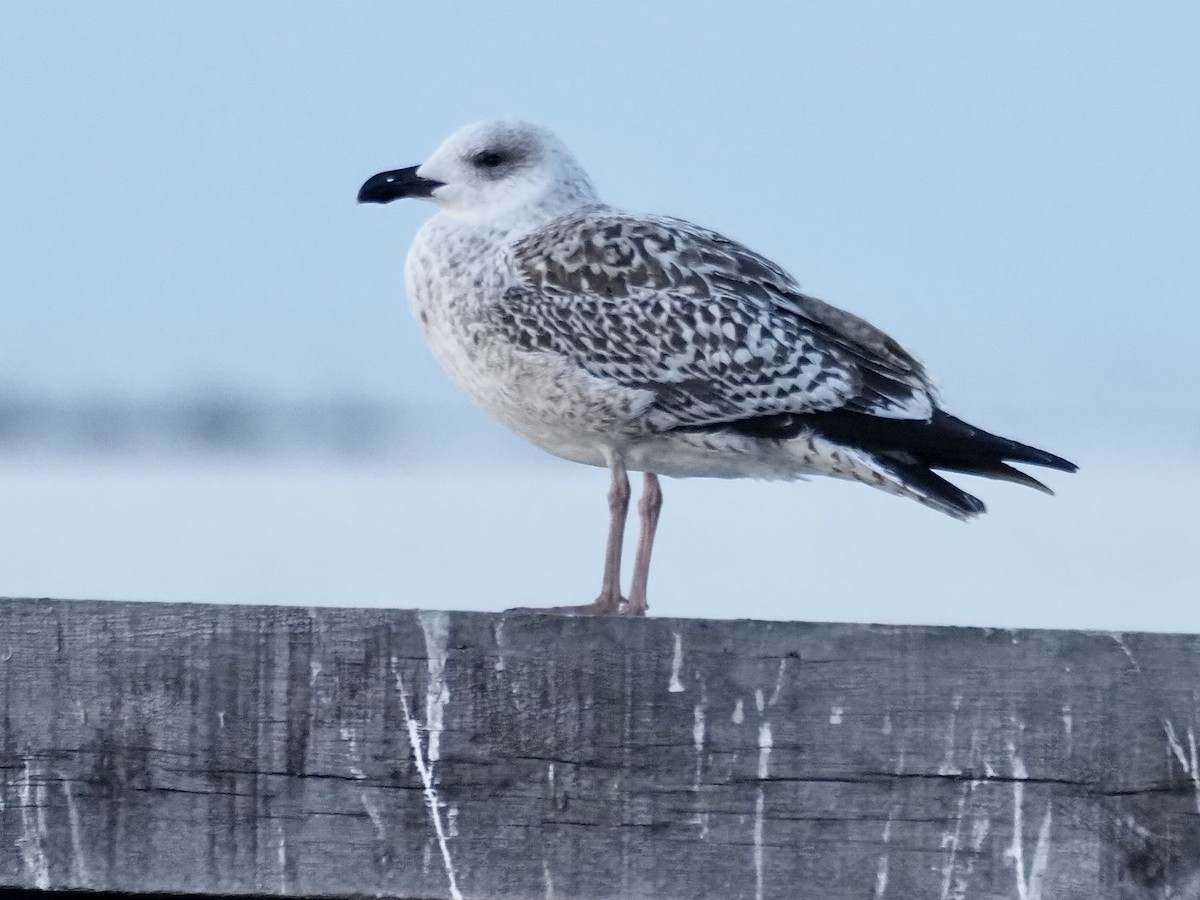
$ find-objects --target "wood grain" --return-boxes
[1,598,1199,899]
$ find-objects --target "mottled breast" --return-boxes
[404,215,655,466]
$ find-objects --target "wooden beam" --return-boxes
[1,598,1199,899]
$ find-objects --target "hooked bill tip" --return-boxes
[357,166,442,204]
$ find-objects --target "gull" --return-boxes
[358,120,1076,617]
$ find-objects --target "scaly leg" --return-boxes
[510,455,630,616]
[623,473,662,617]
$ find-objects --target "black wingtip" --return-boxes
[933,459,1057,495]
[1052,457,1079,474]
[1008,444,1078,474]
[878,456,988,520]
[687,406,1075,517]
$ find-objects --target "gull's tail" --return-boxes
[810,408,1078,519]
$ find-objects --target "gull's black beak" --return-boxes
[357,166,444,204]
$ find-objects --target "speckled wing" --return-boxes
[493,208,938,433]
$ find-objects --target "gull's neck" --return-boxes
[440,180,602,240]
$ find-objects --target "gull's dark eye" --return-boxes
[473,150,508,169]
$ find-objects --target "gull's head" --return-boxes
[357,119,597,225]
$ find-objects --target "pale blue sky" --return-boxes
[3,2,1197,445]
[1,3,1198,627]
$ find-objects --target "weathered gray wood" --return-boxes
[1,599,1199,899]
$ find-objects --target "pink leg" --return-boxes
[509,456,630,616]
[623,473,662,617]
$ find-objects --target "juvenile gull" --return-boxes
[358,120,1076,617]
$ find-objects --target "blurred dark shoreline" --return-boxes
[0,390,414,461]
[0,389,1193,462]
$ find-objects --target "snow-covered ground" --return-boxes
[1,437,1195,633]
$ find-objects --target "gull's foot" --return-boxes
[617,597,648,618]
[506,595,628,617]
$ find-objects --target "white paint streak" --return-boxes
[1124,814,1151,840]
[691,683,711,837]
[732,698,745,724]
[1005,746,1028,898]
[338,715,376,837]
[1029,804,1053,900]
[939,712,993,900]
[753,793,766,900]
[309,659,321,685]
[1061,704,1073,754]
[1010,745,1028,783]
[692,703,706,791]
[493,619,506,671]
[276,821,288,895]
[970,817,991,852]
[873,814,894,898]
[543,859,556,900]
[547,762,555,790]
[17,760,49,890]
[63,780,90,887]
[881,715,892,735]
[829,706,844,725]
[939,780,972,900]
[419,610,451,764]
[1164,719,1200,813]
[1110,633,1141,671]
[217,710,225,729]
[668,632,685,692]
[757,722,773,780]
[768,659,786,706]
[393,656,464,900]
[1005,744,1053,900]
[361,792,385,840]
[339,726,366,780]
[447,804,459,838]
[754,722,773,900]
[754,688,765,713]
[937,692,963,776]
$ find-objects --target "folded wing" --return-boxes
[498,209,936,429]
[494,208,1075,518]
